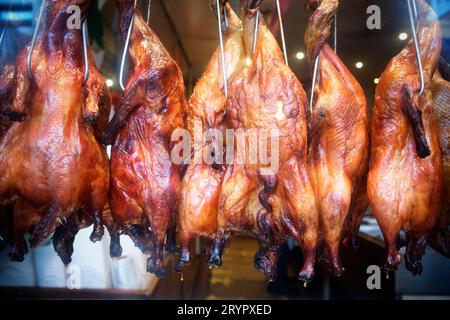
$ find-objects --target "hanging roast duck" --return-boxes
[368,0,444,274]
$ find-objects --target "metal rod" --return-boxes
[82,21,89,83]
[252,11,259,54]
[119,0,137,91]
[407,0,425,96]
[412,0,418,24]
[333,14,337,52]
[146,0,152,25]
[27,0,45,79]
[216,0,228,98]
[223,5,228,28]
[276,0,288,66]
[0,0,14,51]
[310,56,319,114]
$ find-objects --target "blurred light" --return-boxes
[355,62,364,69]
[374,78,380,84]
[296,51,305,60]
[106,79,114,87]
[398,32,408,40]
[246,57,252,66]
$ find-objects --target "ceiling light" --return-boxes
[296,51,305,60]
[355,62,364,69]
[398,32,408,40]
[106,79,114,87]
[374,78,380,84]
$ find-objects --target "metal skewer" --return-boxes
[252,11,260,54]
[119,0,137,91]
[216,0,228,98]
[309,10,338,113]
[407,0,425,96]
[276,0,288,66]
[82,21,90,83]
[146,0,152,25]
[27,0,45,79]
[0,0,14,51]
[333,14,337,52]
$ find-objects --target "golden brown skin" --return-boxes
[209,0,319,283]
[428,63,450,257]
[175,2,246,273]
[0,64,14,136]
[368,0,444,274]
[102,0,187,278]
[305,0,369,276]
[0,0,111,262]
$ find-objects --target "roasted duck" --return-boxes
[209,0,319,283]
[368,0,444,274]
[101,0,187,277]
[176,1,246,272]
[305,0,369,276]
[428,59,450,258]
[0,0,110,262]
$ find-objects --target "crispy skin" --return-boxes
[210,1,319,283]
[306,0,369,276]
[428,68,450,257]
[176,3,246,272]
[103,0,187,278]
[368,0,444,274]
[0,0,110,262]
[0,65,14,136]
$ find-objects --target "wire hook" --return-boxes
[82,21,89,83]
[0,0,14,51]
[119,0,137,91]
[252,11,260,54]
[216,0,228,98]
[275,0,288,66]
[27,0,45,79]
[146,0,152,25]
[310,8,338,113]
[407,0,425,96]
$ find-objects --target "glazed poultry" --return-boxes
[0,64,14,136]
[176,1,246,272]
[209,0,319,283]
[0,0,110,262]
[101,0,187,277]
[368,0,444,274]
[305,0,369,276]
[428,59,450,258]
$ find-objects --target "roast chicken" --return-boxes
[101,0,187,277]
[209,0,319,283]
[368,0,444,274]
[305,0,369,276]
[428,59,450,257]
[0,0,111,262]
[176,1,246,273]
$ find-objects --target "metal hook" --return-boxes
[0,0,14,50]
[82,21,89,83]
[407,0,425,96]
[310,7,338,112]
[275,0,288,66]
[252,11,260,54]
[309,56,319,114]
[216,0,228,98]
[27,0,46,80]
[146,0,152,25]
[119,0,137,91]
[333,14,337,53]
